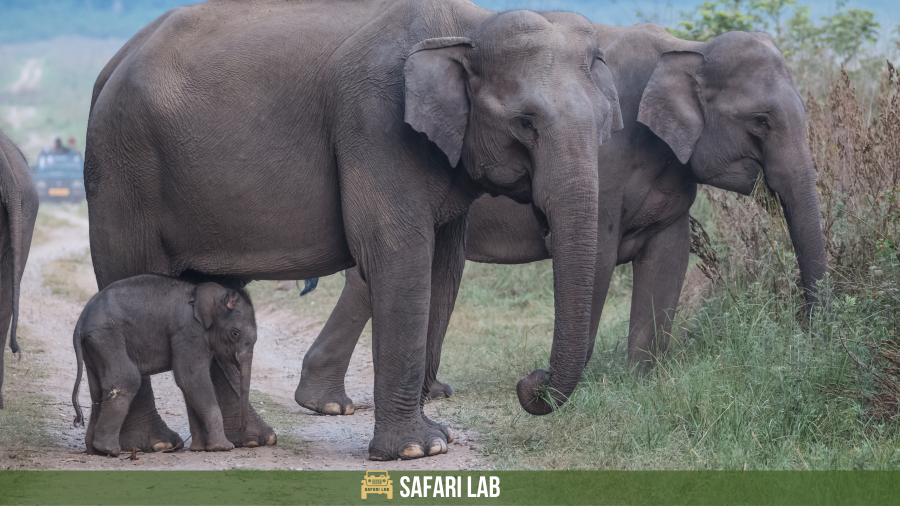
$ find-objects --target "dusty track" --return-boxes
[6,203,485,470]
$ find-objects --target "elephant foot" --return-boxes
[91,434,121,456]
[294,377,355,415]
[368,419,449,461]
[222,408,277,448]
[118,409,184,453]
[191,433,234,452]
[423,414,454,443]
[118,376,184,453]
[425,379,454,400]
[210,361,277,448]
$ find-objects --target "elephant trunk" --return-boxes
[516,158,599,415]
[239,355,252,433]
[766,143,827,308]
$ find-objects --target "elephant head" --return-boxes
[192,283,258,431]
[637,31,826,307]
[404,11,623,415]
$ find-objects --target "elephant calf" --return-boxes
[72,275,257,456]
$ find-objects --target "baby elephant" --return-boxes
[72,275,257,456]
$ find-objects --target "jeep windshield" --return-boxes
[36,154,83,172]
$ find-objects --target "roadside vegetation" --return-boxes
[42,248,96,305]
[30,206,72,248]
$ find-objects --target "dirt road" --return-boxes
[4,203,485,470]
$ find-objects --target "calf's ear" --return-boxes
[190,283,229,330]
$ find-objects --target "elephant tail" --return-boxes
[298,278,318,296]
[72,319,85,427]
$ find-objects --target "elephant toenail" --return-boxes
[400,445,425,459]
[244,440,259,448]
[427,439,448,456]
[343,404,355,415]
[152,442,173,452]
[322,402,342,415]
[446,430,454,443]
[266,434,277,446]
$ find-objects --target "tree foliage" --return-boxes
[663,0,883,65]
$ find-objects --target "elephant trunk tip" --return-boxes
[516,369,556,416]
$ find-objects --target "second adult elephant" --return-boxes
[296,24,828,415]
[85,0,621,460]
[0,131,39,409]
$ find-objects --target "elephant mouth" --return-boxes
[531,203,550,236]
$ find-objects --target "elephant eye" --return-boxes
[231,329,240,339]
[520,117,535,131]
[755,116,770,129]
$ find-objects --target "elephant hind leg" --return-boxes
[90,356,141,456]
[118,376,184,453]
[296,267,370,416]
[84,366,102,454]
[425,380,453,400]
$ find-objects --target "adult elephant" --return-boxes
[0,131,39,409]
[84,0,621,460]
[296,24,827,415]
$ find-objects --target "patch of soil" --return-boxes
[11,204,485,470]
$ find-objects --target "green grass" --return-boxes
[432,257,900,470]
[248,390,308,456]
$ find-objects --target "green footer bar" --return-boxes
[1,471,897,505]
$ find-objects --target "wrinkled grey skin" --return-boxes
[84,0,620,460]
[0,131,39,409]
[72,275,257,456]
[296,24,827,415]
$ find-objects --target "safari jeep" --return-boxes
[32,152,85,202]
[361,470,392,499]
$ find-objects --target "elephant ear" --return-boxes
[190,282,230,330]
[404,37,473,167]
[637,50,705,164]
[591,53,624,143]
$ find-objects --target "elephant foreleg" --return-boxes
[627,213,691,372]
[211,360,276,448]
[173,360,232,452]
[365,223,457,461]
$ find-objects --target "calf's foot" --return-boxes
[192,432,234,452]
[119,379,183,452]
[211,362,276,447]
[91,433,121,456]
